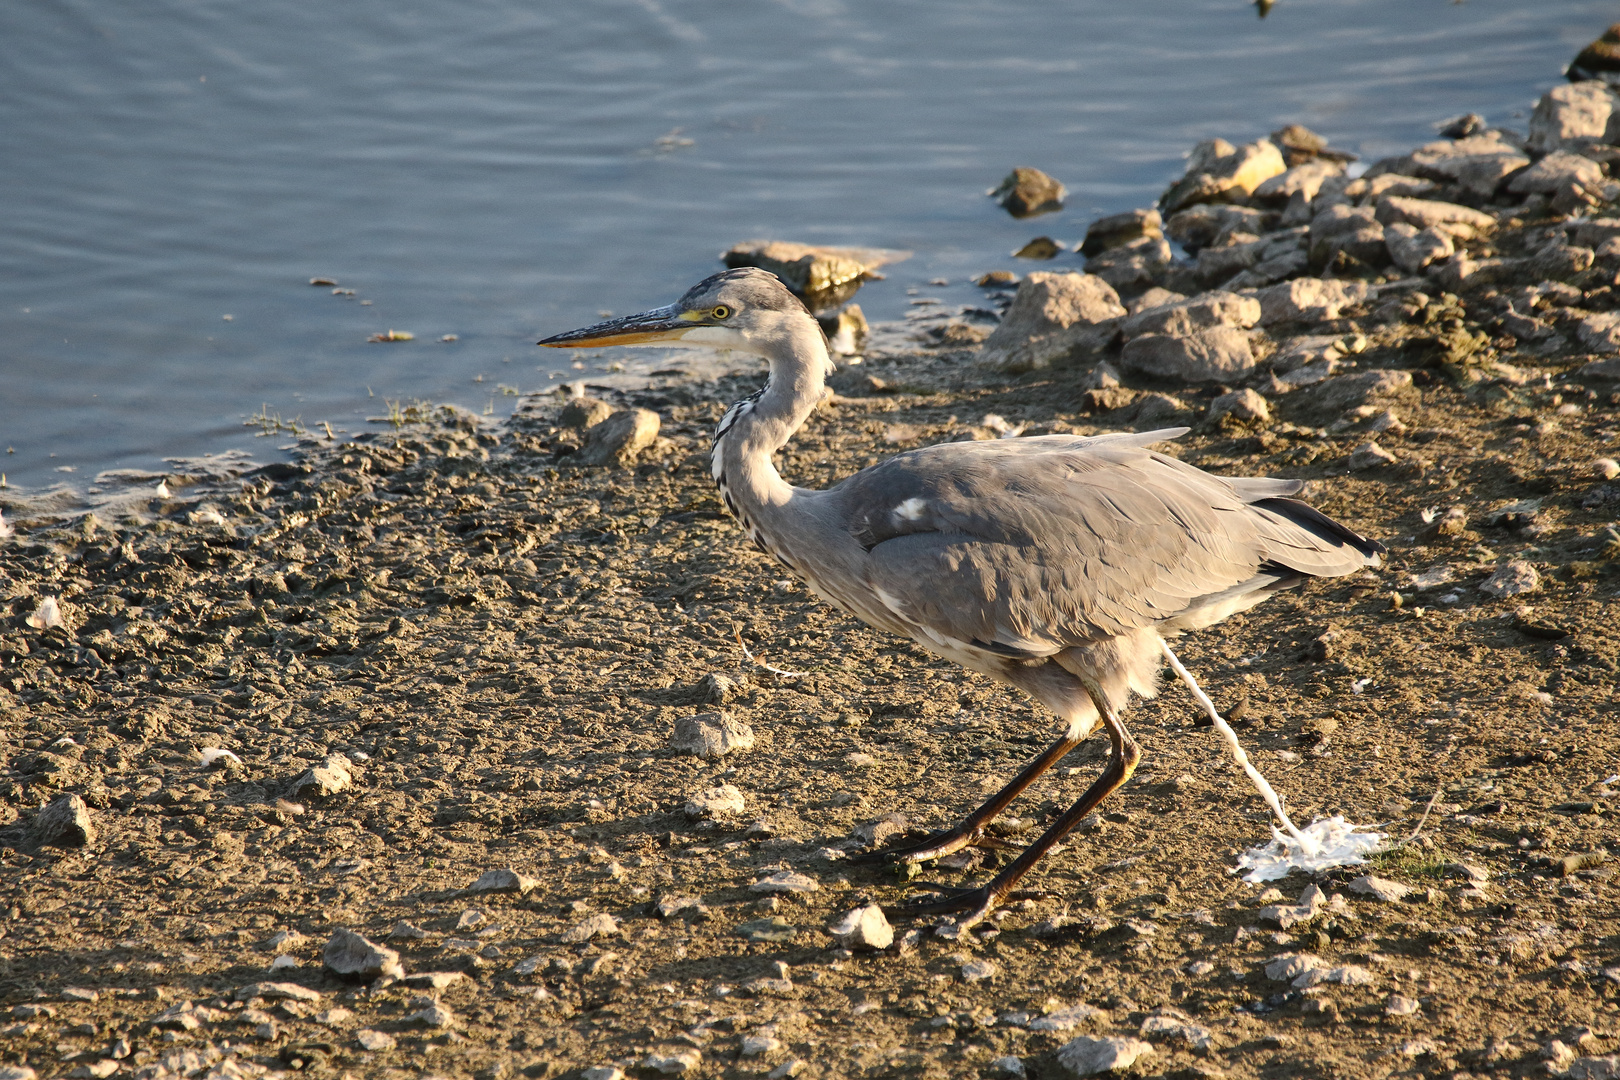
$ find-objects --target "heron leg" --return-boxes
[896,684,1141,930]
[849,730,1084,866]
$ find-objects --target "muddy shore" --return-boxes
[4,83,1620,1080]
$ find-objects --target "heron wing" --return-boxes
[834,432,1378,657]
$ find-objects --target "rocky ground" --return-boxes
[4,74,1620,1080]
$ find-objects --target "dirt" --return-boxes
[3,217,1620,1080]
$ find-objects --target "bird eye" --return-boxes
[711,305,730,320]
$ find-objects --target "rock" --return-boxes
[1305,369,1414,412]
[991,1056,1025,1077]
[1028,1004,1106,1032]
[750,870,820,894]
[722,241,906,312]
[560,913,620,944]
[645,1049,702,1075]
[768,1060,807,1079]
[1350,875,1413,902]
[1084,236,1175,292]
[1270,334,1344,373]
[466,868,539,896]
[573,408,660,468]
[979,272,1125,372]
[1166,204,1272,253]
[1349,173,1438,204]
[1013,237,1063,260]
[1139,1015,1214,1052]
[961,959,997,982]
[558,397,614,430]
[1080,209,1163,258]
[0,1069,36,1080]
[1270,123,1355,166]
[33,792,95,847]
[235,982,323,1002]
[1256,278,1370,324]
[736,917,797,943]
[1126,287,1186,314]
[1253,159,1344,206]
[1565,1057,1620,1080]
[990,168,1067,218]
[829,904,893,950]
[1161,138,1287,214]
[582,1069,625,1080]
[1575,311,1620,353]
[69,1062,118,1080]
[1374,195,1495,235]
[388,921,429,940]
[356,1029,396,1051]
[1384,223,1455,274]
[1386,994,1421,1017]
[853,812,909,848]
[1258,883,1327,929]
[1349,441,1397,470]
[684,783,745,819]
[1583,358,1620,380]
[740,1034,781,1057]
[1208,388,1270,425]
[1120,290,1261,340]
[1529,82,1617,151]
[656,895,708,919]
[1509,151,1607,195]
[1265,953,1323,981]
[1480,561,1539,598]
[670,712,755,759]
[289,754,353,800]
[1309,201,1379,245]
[1056,1035,1155,1076]
[1572,24,1620,85]
[1293,964,1375,988]
[405,1002,456,1028]
[1120,327,1257,382]
[323,929,404,981]
[1403,133,1530,198]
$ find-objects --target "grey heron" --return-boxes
[540,267,1384,928]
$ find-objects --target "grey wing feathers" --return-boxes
[834,432,1379,655]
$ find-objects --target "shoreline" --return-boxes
[2,80,1620,1080]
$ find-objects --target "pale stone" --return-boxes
[1255,278,1370,324]
[1253,159,1343,205]
[961,959,997,983]
[1349,875,1413,902]
[575,408,660,468]
[1565,1056,1620,1080]
[323,929,404,981]
[1575,311,1620,353]
[1208,388,1270,424]
[466,868,540,895]
[1384,223,1455,274]
[670,712,755,759]
[1028,1004,1106,1032]
[1529,82,1617,151]
[1374,195,1495,234]
[980,272,1125,371]
[1120,290,1260,339]
[750,870,820,893]
[1405,134,1530,198]
[828,904,893,950]
[1056,1036,1155,1076]
[991,167,1067,217]
[1349,441,1398,470]
[1258,884,1327,929]
[685,783,745,819]
[1120,327,1256,383]
[722,240,905,311]
[1509,150,1607,194]
[1265,953,1323,981]
[33,793,95,847]
[1084,236,1175,291]
[1480,561,1540,598]
[645,1049,702,1075]
[1293,964,1375,988]
[1385,994,1421,1016]
[289,754,353,800]
[560,913,621,944]
[235,981,323,1002]
[1139,1015,1215,1052]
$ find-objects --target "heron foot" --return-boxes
[892,885,1000,932]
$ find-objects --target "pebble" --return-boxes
[405,1001,456,1028]
[32,792,96,847]
[979,272,1125,372]
[828,904,893,951]
[721,240,903,312]
[68,1063,116,1080]
[990,167,1067,218]
[1120,326,1257,383]
[356,1029,396,1051]
[403,971,468,991]
[1160,137,1286,214]
[646,1049,702,1074]
[560,913,620,944]
[1529,81,1617,152]
[684,783,745,819]
[767,1060,807,1079]
[466,868,540,896]
[289,754,353,800]
[1349,875,1413,902]
[670,712,755,759]
[574,408,661,468]
[1255,278,1369,324]
[735,918,797,944]
[750,870,820,894]
[0,1068,36,1080]
[1480,561,1540,598]
[1028,1004,1106,1032]
[1056,1035,1155,1076]
[1258,884,1326,929]
[741,1034,782,1057]
[558,396,614,430]
[1374,194,1495,234]
[992,1055,1026,1077]
[456,909,485,930]
[61,987,98,1002]
[1208,388,1270,425]
[323,929,404,980]
[1080,208,1162,258]
[581,1069,625,1080]
[1119,290,1259,340]
[1349,441,1398,470]
[1140,1014,1215,1052]
[961,958,997,983]
[1385,994,1421,1016]
[852,812,909,848]
[388,921,430,940]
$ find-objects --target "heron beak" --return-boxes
[537,305,696,348]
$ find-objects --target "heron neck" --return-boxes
[715,335,831,513]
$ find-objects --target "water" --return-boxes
[1,0,1613,493]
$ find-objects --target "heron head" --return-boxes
[538,267,824,362]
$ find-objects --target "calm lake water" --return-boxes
[1,0,1614,492]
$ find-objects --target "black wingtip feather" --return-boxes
[1254,498,1386,557]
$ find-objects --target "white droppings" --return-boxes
[893,497,928,522]
[198,747,242,769]
[25,596,64,630]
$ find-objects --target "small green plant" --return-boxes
[244,404,307,437]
